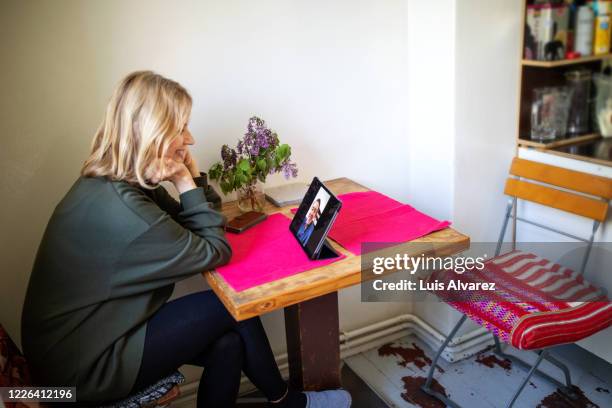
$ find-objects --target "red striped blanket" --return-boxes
[431,250,612,350]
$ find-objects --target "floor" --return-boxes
[236,364,388,407]
[344,335,612,408]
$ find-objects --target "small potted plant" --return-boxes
[209,116,298,212]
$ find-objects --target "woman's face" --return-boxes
[166,125,195,162]
[306,201,320,224]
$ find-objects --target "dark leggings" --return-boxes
[131,290,287,407]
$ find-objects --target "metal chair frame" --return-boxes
[420,195,603,408]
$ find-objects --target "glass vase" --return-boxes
[237,182,265,213]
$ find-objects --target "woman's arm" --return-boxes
[147,174,211,220]
[109,164,232,297]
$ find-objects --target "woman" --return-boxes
[21,71,350,407]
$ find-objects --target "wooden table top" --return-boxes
[203,177,470,321]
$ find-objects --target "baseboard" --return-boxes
[170,313,492,407]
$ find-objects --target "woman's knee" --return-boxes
[212,331,243,359]
[214,331,243,354]
[197,331,243,369]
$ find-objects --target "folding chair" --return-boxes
[1,323,183,408]
[421,157,612,408]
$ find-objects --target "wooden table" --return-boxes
[203,178,469,391]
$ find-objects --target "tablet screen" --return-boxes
[289,177,342,258]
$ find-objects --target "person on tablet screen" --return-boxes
[297,198,321,244]
[21,71,350,408]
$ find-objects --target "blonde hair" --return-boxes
[81,70,192,188]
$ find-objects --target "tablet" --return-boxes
[289,177,342,260]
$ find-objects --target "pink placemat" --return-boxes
[216,213,346,292]
[292,191,451,255]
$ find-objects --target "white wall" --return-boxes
[411,0,522,335]
[406,0,456,221]
[405,0,457,334]
[451,0,523,334]
[0,0,415,363]
[454,0,521,241]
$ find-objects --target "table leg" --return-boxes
[284,291,341,391]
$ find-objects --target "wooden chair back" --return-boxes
[504,158,612,222]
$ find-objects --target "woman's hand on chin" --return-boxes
[146,158,197,194]
[182,149,201,178]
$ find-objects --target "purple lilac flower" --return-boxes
[221,145,237,170]
[247,116,265,133]
[256,129,270,149]
[243,116,276,157]
[213,116,298,188]
[280,160,298,179]
[221,144,230,161]
[248,136,260,156]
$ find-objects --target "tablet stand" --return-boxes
[313,239,341,260]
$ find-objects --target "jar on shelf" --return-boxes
[531,86,573,141]
[593,73,612,138]
[565,69,591,135]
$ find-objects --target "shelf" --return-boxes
[543,148,612,166]
[522,53,612,68]
[517,133,601,149]
[546,137,612,167]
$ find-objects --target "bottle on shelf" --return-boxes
[575,5,595,56]
[525,2,570,61]
[542,3,570,60]
[594,14,612,54]
[590,0,612,54]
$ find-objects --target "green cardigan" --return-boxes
[21,176,231,402]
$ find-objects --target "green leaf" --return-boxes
[232,173,242,190]
[238,158,251,173]
[279,143,291,158]
[239,173,249,185]
[257,158,267,172]
[208,162,222,180]
[266,157,275,170]
[220,180,232,194]
[274,148,290,169]
[277,144,290,160]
